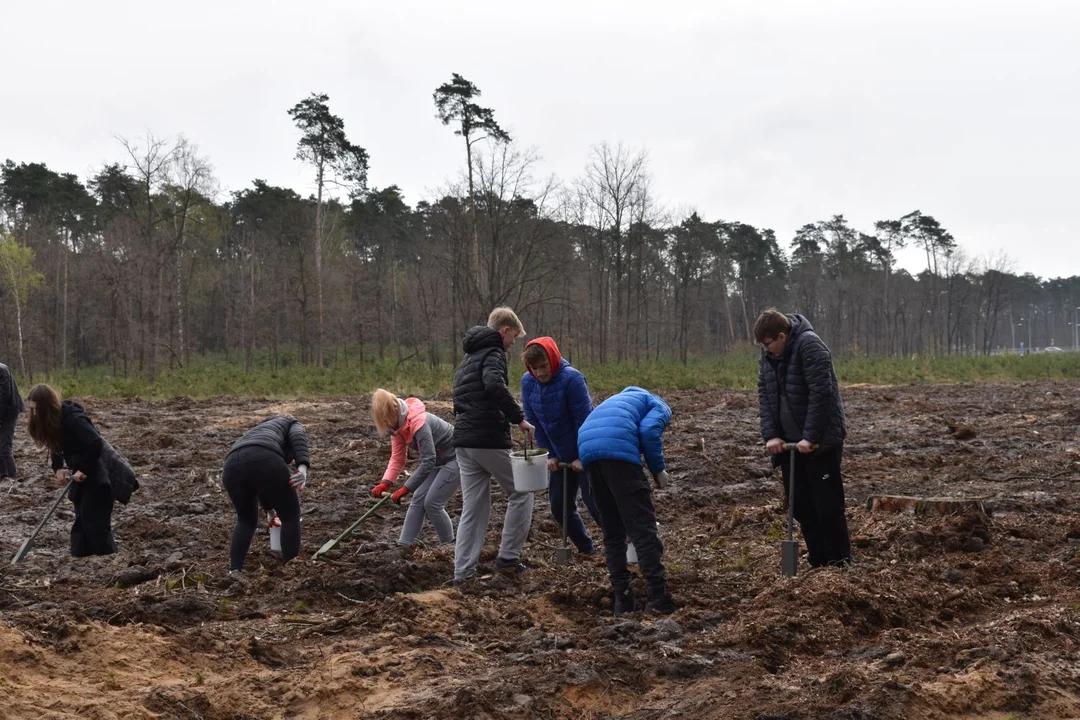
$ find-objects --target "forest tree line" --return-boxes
[1,79,1078,379]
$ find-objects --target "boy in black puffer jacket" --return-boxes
[756,308,851,567]
[452,307,536,584]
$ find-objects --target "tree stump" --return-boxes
[866,495,989,517]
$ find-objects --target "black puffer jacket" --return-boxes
[0,362,23,421]
[758,314,846,451]
[51,401,105,476]
[452,326,524,449]
[227,415,311,467]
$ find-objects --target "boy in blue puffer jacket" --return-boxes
[521,337,600,554]
[578,387,674,615]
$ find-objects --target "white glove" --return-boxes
[290,464,309,490]
[654,469,670,489]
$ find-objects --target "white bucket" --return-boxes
[269,526,282,552]
[626,523,660,564]
[510,450,549,493]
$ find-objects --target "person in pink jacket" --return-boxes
[370,389,460,546]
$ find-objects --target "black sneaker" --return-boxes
[613,588,635,615]
[493,557,527,574]
[644,590,676,615]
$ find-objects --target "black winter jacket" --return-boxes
[758,314,846,451]
[452,326,524,449]
[51,401,105,476]
[227,415,311,468]
[0,362,24,421]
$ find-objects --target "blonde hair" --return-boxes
[487,306,525,336]
[370,389,400,437]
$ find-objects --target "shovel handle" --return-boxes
[11,479,74,565]
[321,496,390,546]
[782,443,797,451]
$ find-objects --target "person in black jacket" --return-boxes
[756,309,851,567]
[26,384,116,556]
[452,306,536,583]
[222,415,311,572]
[0,361,24,480]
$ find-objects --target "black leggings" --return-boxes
[222,447,300,570]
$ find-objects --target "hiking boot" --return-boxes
[613,588,635,615]
[493,556,527,575]
[644,588,675,615]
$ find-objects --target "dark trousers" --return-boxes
[778,445,851,567]
[587,460,666,594]
[548,468,602,552]
[70,459,117,556]
[222,446,300,570]
[0,415,16,479]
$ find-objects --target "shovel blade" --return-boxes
[10,538,33,565]
[555,548,573,566]
[781,540,799,577]
[312,539,338,560]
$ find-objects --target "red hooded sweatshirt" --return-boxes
[525,337,563,379]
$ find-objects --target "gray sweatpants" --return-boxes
[398,460,460,546]
[453,447,534,581]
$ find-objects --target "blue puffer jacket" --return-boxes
[577,386,671,474]
[521,339,592,463]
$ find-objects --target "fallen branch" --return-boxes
[978,470,1073,483]
[867,495,990,516]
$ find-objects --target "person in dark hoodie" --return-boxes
[222,415,311,572]
[26,384,116,556]
[755,308,851,567]
[521,336,600,554]
[0,361,24,480]
[452,306,536,584]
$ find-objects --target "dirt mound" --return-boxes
[2,382,1080,718]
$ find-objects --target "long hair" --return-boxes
[370,389,400,437]
[26,384,63,453]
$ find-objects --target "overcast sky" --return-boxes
[2,0,1077,278]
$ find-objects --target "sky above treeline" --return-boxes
[2,0,1077,278]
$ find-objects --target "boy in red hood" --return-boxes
[521,337,599,554]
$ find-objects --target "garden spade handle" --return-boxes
[311,495,391,560]
[783,444,797,541]
[780,443,799,577]
[11,480,74,565]
[561,463,568,551]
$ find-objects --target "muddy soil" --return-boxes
[1,383,1078,719]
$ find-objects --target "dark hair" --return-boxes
[754,308,792,343]
[522,344,549,368]
[26,384,63,452]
